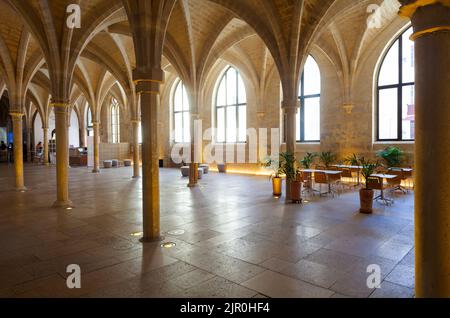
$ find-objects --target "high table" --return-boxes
[333,164,363,186]
[301,169,342,195]
[370,173,397,205]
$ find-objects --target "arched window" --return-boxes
[111,97,120,143]
[86,105,93,137]
[377,27,414,141]
[297,55,321,142]
[215,66,247,143]
[173,80,190,143]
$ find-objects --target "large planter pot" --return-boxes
[290,180,302,203]
[272,177,282,196]
[217,163,226,173]
[359,189,374,214]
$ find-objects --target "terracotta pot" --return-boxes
[359,189,374,214]
[290,180,302,203]
[217,163,226,173]
[272,177,282,196]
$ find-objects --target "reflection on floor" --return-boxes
[0,164,414,298]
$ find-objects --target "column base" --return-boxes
[139,235,164,243]
[132,175,140,179]
[52,200,73,209]
[187,183,198,188]
[16,186,27,192]
[92,168,100,173]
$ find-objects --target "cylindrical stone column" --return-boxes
[92,122,100,173]
[52,103,72,208]
[188,113,200,187]
[400,1,450,297]
[282,100,299,201]
[131,119,141,178]
[10,112,26,190]
[26,127,32,163]
[43,127,49,165]
[136,79,161,241]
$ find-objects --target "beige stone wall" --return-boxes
[155,21,415,173]
[99,143,131,162]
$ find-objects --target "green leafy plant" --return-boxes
[344,153,360,166]
[300,152,317,169]
[261,156,283,179]
[279,152,297,181]
[377,146,404,167]
[319,151,336,168]
[359,157,379,190]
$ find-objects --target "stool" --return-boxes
[197,168,204,179]
[199,164,209,174]
[217,163,226,173]
[103,160,112,168]
[112,159,119,167]
[181,166,189,177]
[124,159,132,167]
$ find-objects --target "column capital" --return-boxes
[400,1,450,40]
[281,100,300,115]
[9,111,24,119]
[130,119,140,124]
[50,102,69,115]
[134,80,161,95]
[399,0,450,18]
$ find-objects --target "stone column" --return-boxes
[43,127,49,165]
[92,122,100,173]
[188,113,200,187]
[135,78,161,241]
[79,123,87,148]
[26,127,32,162]
[10,112,26,190]
[399,1,450,297]
[282,100,299,201]
[131,119,140,178]
[52,103,72,208]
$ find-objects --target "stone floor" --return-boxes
[0,163,415,298]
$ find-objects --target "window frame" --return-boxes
[86,105,93,137]
[110,97,120,144]
[215,66,247,144]
[376,27,415,142]
[172,80,190,143]
[298,56,321,143]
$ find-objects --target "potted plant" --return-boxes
[299,152,317,189]
[359,157,379,214]
[280,152,302,203]
[262,157,283,196]
[377,146,404,168]
[319,151,337,168]
[344,153,360,166]
[300,152,317,169]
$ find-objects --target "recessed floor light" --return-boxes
[66,207,73,210]
[161,242,176,248]
[167,229,185,236]
[130,231,143,237]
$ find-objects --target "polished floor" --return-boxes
[0,163,414,298]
